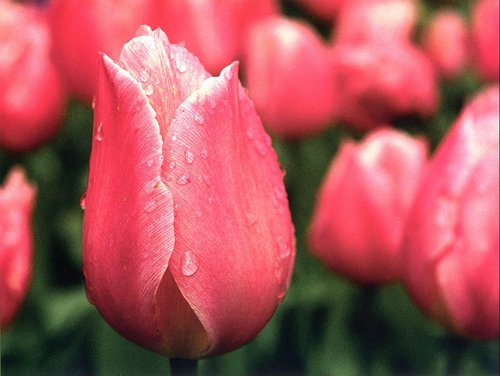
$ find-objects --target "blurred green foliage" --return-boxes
[1,1,499,375]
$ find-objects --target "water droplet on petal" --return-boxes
[139,67,151,82]
[185,150,195,164]
[147,160,154,168]
[176,173,191,185]
[171,135,178,142]
[144,200,156,213]
[95,122,104,141]
[80,192,86,210]
[245,212,257,226]
[246,128,255,140]
[194,112,204,125]
[203,174,212,186]
[181,250,198,276]
[253,139,267,156]
[200,147,209,159]
[144,83,153,96]
[175,59,187,73]
[169,160,177,170]
[277,236,291,259]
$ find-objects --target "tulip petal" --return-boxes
[83,53,175,352]
[157,62,294,357]
[118,26,210,140]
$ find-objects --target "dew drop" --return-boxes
[203,174,212,186]
[139,67,151,82]
[194,112,204,125]
[95,122,104,141]
[144,83,153,96]
[185,150,195,164]
[208,98,217,109]
[144,200,156,213]
[79,192,86,210]
[176,173,191,185]
[175,59,187,73]
[253,139,267,156]
[274,185,286,201]
[277,236,291,259]
[246,128,255,140]
[146,160,154,168]
[171,135,178,142]
[245,212,257,226]
[200,147,209,159]
[169,160,177,170]
[181,250,198,276]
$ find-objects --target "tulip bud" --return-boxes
[0,167,36,330]
[82,26,295,359]
[330,42,438,131]
[308,127,428,284]
[0,0,65,152]
[334,0,418,45]
[422,9,469,79]
[402,85,499,339]
[243,16,337,138]
[471,0,499,82]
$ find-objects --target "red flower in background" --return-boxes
[402,85,499,340]
[0,167,36,330]
[243,16,337,138]
[471,0,499,82]
[0,0,66,152]
[308,128,428,284]
[422,9,469,79]
[82,26,295,358]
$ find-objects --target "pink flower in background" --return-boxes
[471,0,499,82]
[334,0,418,45]
[243,16,337,138]
[308,128,428,284]
[330,42,438,131]
[152,0,277,75]
[47,0,156,103]
[422,9,469,79]
[47,0,277,104]
[0,0,66,152]
[0,167,36,330]
[83,26,295,358]
[402,85,499,340]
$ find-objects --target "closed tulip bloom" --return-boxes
[330,42,438,131]
[308,128,428,284]
[422,9,469,79]
[0,167,36,330]
[334,0,418,45]
[471,0,499,82]
[243,17,337,138]
[82,26,295,358]
[402,86,499,339]
[0,0,65,152]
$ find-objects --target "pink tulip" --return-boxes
[0,167,36,330]
[0,0,66,152]
[402,85,499,339]
[471,0,499,82]
[82,26,295,358]
[308,127,428,284]
[330,42,438,131]
[243,16,337,138]
[152,0,278,75]
[334,0,418,45]
[422,9,469,79]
